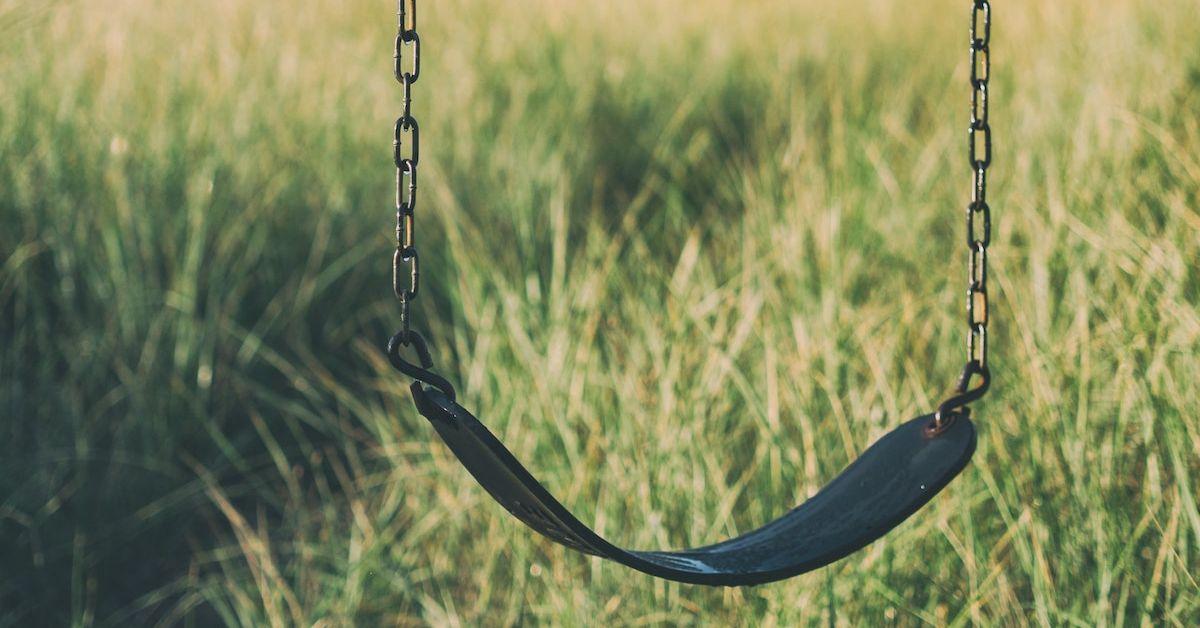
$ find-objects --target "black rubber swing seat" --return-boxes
[407,382,976,587]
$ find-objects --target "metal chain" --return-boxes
[933,0,993,431]
[385,0,455,398]
[966,0,991,374]
[393,0,421,335]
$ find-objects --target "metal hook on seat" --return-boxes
[387,330,457,401]
[927,360,990,437]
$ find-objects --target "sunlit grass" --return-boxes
[1,0,1198,624]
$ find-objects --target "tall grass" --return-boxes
[1,0,1198,624]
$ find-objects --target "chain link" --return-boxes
[384,0,455,398]
[932,0,994,432]
[393,0,421,333]
[966,0,991,373]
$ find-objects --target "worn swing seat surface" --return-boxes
[409,383,976,587]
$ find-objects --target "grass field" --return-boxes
[2,0,1199,624]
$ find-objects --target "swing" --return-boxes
[384,0,996,586]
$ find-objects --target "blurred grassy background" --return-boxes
[1,0,1198,624]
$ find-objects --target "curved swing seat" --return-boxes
[408,383,976,587]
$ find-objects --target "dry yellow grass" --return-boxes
[1,0,1198,624]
